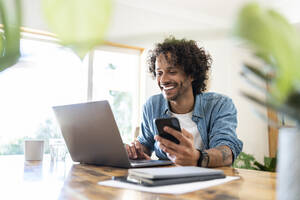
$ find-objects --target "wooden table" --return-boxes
[0,155,276,200]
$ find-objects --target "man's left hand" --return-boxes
[154,127,200,166]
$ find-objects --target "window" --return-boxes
[91,47,141,144]
[0,34,142,155]
[0,37,88,155]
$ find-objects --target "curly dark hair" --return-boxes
[148,36,212,94]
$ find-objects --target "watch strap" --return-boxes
[197,149,209,167]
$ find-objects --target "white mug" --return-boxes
[24,140,45,161]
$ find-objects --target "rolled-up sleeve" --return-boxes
[208,98,243,161]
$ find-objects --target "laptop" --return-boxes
[52,100,173,168]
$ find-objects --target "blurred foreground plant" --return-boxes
[234,3,300,124]
[0,0,112,72]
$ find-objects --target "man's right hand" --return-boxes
[125,140,151,160]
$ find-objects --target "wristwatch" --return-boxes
[197,149,209,167]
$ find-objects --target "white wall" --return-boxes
[140,39,269,163]
[206,40,269,163]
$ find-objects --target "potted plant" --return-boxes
[234,3,300,200]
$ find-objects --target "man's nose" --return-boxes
[160,73,170,84]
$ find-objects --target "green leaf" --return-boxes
[242,63,272,82]
[233,152,259,170]
[242,91,300,123]
[0,32,4,56]
[0,0,21,71]
[254,52,274,66]
[42,0,113,59]
[234,3,300,103]
[240,72,269,95]
[264,157,272,167]
[285,90,300,112]
[253,156,276,172]
[269,156,277,171]
[254,161,269,171]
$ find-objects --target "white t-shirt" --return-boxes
[171,111,203,150]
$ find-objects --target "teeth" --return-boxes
[163,86,175,90]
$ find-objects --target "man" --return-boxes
[125,37,243,167]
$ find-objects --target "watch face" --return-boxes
[202,155,209,167]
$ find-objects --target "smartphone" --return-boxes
[154,117,181,144]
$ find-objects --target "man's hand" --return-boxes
[154,127,199,166]
[125,140,151,160]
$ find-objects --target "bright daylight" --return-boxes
[1,0,300,200]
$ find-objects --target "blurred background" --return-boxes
[1,0,299,165]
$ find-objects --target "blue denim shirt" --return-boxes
[137,92,243,161]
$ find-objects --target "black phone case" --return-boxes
[154,117,181,144]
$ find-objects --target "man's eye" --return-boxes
[169,71,177,74]
[156,72,162,76]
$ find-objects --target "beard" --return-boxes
[161,80,191,101]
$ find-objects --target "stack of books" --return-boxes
[115,166,226,187]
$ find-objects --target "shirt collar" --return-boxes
[192,94,204,118]
[161,93,204,118]
[162,98,170,115]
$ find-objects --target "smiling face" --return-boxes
[155,53,194,102]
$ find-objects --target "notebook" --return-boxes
[113,166,226,186]
[52,100,172,168]
[128,166,225,179]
